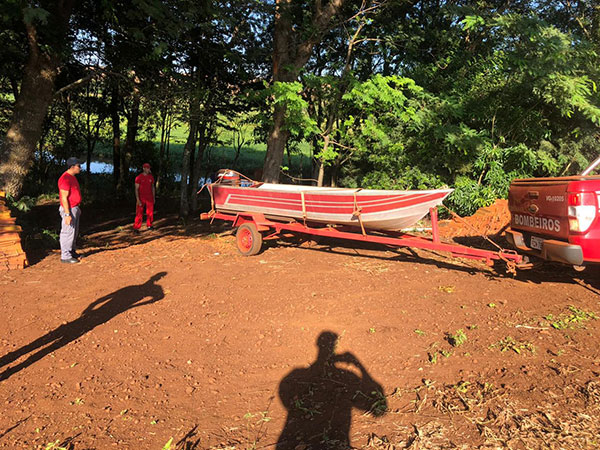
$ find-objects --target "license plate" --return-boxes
[530,235,544,250]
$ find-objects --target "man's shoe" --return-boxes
[147,226,154,230]
[61,257,80,264]
[71,251,81,258]
[133,228,141,234]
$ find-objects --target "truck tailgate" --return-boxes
[508,180,569,240]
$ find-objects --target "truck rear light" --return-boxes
[567,192,597,232]
[568,194,581,205]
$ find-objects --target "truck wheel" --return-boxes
[236,223,263,256]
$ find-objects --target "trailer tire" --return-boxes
[236,223,263,256]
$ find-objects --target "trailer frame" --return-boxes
[201,207,527,273]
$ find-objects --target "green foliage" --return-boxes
[491,337,535,354]
[544,306,597,330]
[43,441,68,450]
[446,329,467,347]
[270,81,318,138]
[6,194,36,212]
[161,437,174,450]
[40,228,59,248]
[2,0,600,213]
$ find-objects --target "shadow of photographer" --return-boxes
[277,331,387,449]
[0,272,167,382]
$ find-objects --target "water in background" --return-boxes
[82,161,113,173]
[82,161,211,186]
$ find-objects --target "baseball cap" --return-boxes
[66,157,82,167]
[142,163,151,169]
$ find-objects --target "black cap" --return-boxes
[66,157,82,167]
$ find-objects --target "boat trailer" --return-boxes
[200,207,528,274]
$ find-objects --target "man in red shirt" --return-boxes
[58,157,83,263]
[133,163,155,231]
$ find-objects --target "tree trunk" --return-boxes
[190,144,205,212]
[118,78,140,194]
[9,77,19,100]
[191,123,208,212]
[263,103,290,182]
[110,87,121,186]
[331,159,340,187]
[166,114,172,159]
[63,93,72,157]
[317,133,331,187]
[179,117,198,218]
[85,112,103,184]
[0,2,75,197]
[180,92,200,218]
[0,35,59,196]
[156,109,167,191]
[85,87,92,182]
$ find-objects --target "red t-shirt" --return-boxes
[58,171,82,207]
[135,173,155,201]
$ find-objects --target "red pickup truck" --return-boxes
[506,175,600,267]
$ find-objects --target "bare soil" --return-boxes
[1,201,599,449]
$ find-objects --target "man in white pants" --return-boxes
[58,157,82,264]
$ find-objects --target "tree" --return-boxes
[262,0,353,183]
[0,0,75,197]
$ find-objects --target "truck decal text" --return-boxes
[545,195,564,202]
[513,214,561,232]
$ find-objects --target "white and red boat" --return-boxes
[207,172,453,231]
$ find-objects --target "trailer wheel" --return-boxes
[236,223,263,256]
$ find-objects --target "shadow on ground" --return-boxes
[276,331,387,449]
[0,272,166,381]
[266,232,600,291]
[18,196,218,265]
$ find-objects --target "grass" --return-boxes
[446,329,467,347]
[365,389,388,417]
[43,442,68,450]
[242,410,273,449]
[437,285,455,293]
[491,336,535,354]
[428,349,452,364]
[397,377,600,449]
[543,306,597,330]
[94,125,314,177]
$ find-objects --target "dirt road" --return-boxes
[1,212,599,449]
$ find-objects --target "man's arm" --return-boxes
[135,183,141,206]
[59,189,72,226]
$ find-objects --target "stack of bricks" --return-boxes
[0,191,28,270]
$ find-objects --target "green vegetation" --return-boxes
[243,411,273,449]
[491,337,535,354]
[543,306,597,330]
[1,1,599,217]
[428,349,453,364]
[43,441,68,450]
[447,329,468,347]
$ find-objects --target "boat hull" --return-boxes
[209,183,453,231]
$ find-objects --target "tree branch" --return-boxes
[54,74,96,96]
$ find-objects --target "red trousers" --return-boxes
[134,200,154,229]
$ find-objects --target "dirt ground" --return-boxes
[1,201,600,449]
